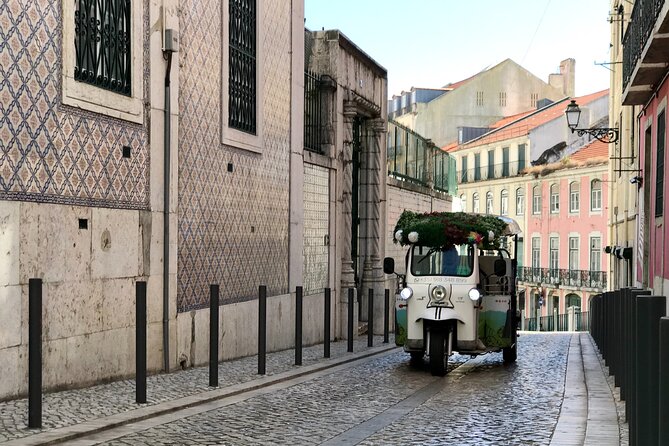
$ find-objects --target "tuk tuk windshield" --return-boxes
[410,244,474,277]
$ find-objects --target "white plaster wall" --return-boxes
[175,292,329,368]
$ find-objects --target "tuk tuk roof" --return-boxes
[393,211,522,249]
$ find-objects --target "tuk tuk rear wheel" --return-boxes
[409,351,423,367]
[429,329,448,376]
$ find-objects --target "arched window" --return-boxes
[532,186,541,214]
[516,187,525,215]
[460,194,467,212]
[591,179,602,211]
[486,191,494,214]
[566,293,581,309]
[569,181,580,212]
[550,183,559,213]
[500,189,509,215]
[473,192,480,213]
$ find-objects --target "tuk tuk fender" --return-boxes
[416,307,465,324]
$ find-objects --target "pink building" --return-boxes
[521,140,609,322]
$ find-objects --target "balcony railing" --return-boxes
[622,0,665,91]
[525,312,590,332]
[457,160,526,184]
[387,119,457,194]
[518,266,606,290]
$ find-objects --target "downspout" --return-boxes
[163,50,173,373]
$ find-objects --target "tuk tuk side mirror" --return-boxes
[494,258,507,276]
[383,257,395,274]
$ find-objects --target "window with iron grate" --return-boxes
[229,0,256,134]
[74,0,131,96]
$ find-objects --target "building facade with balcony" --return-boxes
[447,91,610,324]
[617,0,669,309]
[521,140,609,321]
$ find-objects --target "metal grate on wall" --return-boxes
[303,164,330,295]
[74,0,132,96]
[229,0,256,134]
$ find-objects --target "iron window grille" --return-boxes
[74,0,132,96]
[229,0,256,134]
[304,70,323,153]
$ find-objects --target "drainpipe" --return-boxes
[163,49,174,373]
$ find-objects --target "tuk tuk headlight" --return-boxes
[399,287,413,300]
[468,288,481,301]
[430,285,447,302]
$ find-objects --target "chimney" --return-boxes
[548,58,575,97]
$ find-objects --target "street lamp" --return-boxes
[564,100,619,143]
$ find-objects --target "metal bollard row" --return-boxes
[590,288,665,446]
[23,282,393,428]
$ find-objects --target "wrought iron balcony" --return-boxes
[517,266,607,290]
[456,160,526,184]
[622,0,668,105]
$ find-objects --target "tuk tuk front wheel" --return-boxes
[428,328,450,376]
[503,344,517,363]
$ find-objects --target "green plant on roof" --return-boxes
[393,210,508,250]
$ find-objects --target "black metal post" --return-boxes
[606,291,614,371]
[28,278,42,428]
[629,289,650,445]
[209,284,219,387]
[660,317,669,446]
[368,288,374,348]
[384,289,390,344]
[347,288,354,352]
[620,288,629,402]
[258,285,266,375]
[295,286,303,366]
[613,289,622,384]
[136,281,147,404]
[324,288,331,358]
[634,295,666,446]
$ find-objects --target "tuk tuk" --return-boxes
[384,211,521,376]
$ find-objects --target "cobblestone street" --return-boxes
[0,332,625,445]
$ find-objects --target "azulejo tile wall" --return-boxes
[303,164,329,296]
[177,0,291,311]
[0,1,149,209]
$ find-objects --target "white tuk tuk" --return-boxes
[384,211,522,376]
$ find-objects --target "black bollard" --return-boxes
[384,289,389,344]
[347,288,354,352]
[295,286,303,366]
[324,288,331,358]
[629,289,650,443]
[660,317,669,446]
[620,288,629,401]
[634,295,666,446]
[258,285,267,375]
[28,278,42,428]
[209,284,219,387]
[613,289,622,384]
[368,288,374,348]
[136,281,147,404]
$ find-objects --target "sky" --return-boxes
[304,0,612,98]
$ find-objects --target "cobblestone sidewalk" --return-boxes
[0,335,395,444]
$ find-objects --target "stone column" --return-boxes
[365,117,387,333]
[340,100,358,338]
